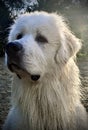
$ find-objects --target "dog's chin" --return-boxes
[8,63,40,81]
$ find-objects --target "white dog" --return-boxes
[3,11,88,130]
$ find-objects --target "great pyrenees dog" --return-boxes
[3,11,88,130]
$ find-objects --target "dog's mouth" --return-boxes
[8,63,28,79]
[8,63,21,72]
[8,63,40,81]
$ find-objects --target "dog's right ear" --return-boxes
[55,28,82,65]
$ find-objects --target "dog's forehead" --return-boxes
[14,12,59,32]
[17,12,52,24]
[10,12,63,42]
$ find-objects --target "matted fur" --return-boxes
[3,11,88,130]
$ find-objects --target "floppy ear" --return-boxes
[56,28,82,64]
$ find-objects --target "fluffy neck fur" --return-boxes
[12,59,81,130]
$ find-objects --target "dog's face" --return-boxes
[6,11,81,81]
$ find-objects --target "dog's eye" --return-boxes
[16,34,23,40]
[35,35,48,43]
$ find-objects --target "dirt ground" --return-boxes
[0,57,88,129]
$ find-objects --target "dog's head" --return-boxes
[6,11,81,81]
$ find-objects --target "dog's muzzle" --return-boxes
[6,42,23,55]
[6,41,22,68]
[5,42,40,81]
[6,41,23,71]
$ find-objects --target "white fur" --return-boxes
[3,11,88,130]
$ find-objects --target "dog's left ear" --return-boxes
[56,28,82,64]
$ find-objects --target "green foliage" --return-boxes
[3,0,24,9]
[0,0,12,56]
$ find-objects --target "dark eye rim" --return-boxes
[35,34,48,43]
[16,33,23,40]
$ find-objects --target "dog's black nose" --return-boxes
[6,42,23,56]
[31,75,40,81]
